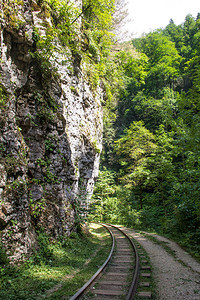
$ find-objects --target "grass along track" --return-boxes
[0,224,111,300]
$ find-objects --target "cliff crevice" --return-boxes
[0,0,103,261]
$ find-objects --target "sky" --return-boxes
[123,0,200,38]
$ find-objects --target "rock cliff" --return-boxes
[0,0,103,261]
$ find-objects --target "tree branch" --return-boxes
[71,4,92,25]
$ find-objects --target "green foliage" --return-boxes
[2,1,200,262]
[121,89,178,132]
[0,243,8,265]
[114,121,156,171]
[89,167,117,222]
[34,230,54,262]
[97,13,200,259]
[6,178,27,196]
[82,0,115,32]
[36,157,59,184]
[1,0,26,29]
[133,32,182,97]
[0,85,8,109]
[0,225,111,299]
[44,138,55,152]
[163,20,184,53]
[29,195,46,218]
[72,197,88,232]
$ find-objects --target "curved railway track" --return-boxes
[70,224,140,300]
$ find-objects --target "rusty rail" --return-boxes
[110,224,140,300]
[70,223,140,300]
[69,224,115,300]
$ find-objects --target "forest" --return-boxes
[0,0,199,261]
[0,0,200,298]
[90,13,200,260]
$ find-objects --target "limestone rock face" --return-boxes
[0,0,103,261]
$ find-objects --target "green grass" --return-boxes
[140,233,177,259]
[0,224,111,299]
[131,226,200,263]
[140,231,200,264]
[171,234,200,263]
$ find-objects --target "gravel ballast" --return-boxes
[122,227,200,300]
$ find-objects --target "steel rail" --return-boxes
[69,223,115,300]
[70,224,140,300]
[109,225,140,300]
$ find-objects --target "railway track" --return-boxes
[70,224,143,300]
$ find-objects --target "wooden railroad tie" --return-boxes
[138,291,152,298]
[139,281,150,287]
[141,265,151,270]
[141,272,151,277]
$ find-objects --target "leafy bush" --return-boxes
[0,243,8,265]
[34,230,54,263]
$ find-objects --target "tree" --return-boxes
[96,12,200,258]
[133,32,182,97]
[163,21,184,54]
[112,0,130,41]
[114,121,157,208]
[90,167,117,222]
